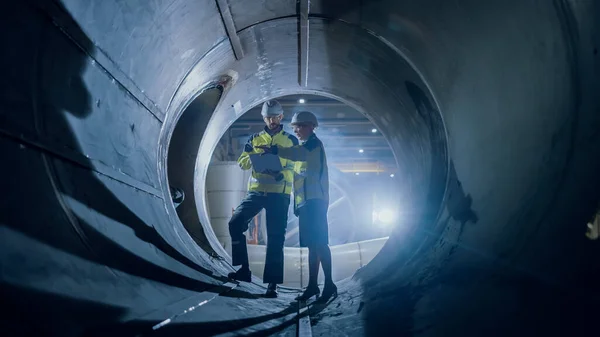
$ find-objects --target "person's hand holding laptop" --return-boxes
[249,147,284,181]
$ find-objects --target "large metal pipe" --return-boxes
[1,1,599,336]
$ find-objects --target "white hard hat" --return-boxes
[291,111,318,127]
[261,100,284,117]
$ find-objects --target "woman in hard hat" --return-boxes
[258,110,337,303]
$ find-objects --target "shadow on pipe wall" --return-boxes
[0,2,246,335]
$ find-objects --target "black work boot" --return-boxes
[264,283,278,298]
[228,267,251,282]
[295,285,320,301]
[316,282,337,303]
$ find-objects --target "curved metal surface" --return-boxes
[183,18,445,265]
[1,0,599,336]
[167,87,224,254]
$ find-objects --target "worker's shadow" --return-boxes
[2,0,239,301]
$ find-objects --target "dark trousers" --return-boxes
[229,191,290,284]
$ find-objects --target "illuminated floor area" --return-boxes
[246,238,388,288]
[1,1,600,337]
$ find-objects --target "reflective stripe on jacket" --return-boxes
[237,126,298,194]
[276,133,329,209]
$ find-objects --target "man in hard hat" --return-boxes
[228,100,298,298]
[258,111,337,303]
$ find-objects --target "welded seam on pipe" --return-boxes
[0,129,163,197]
[298,0,310,86]
[356,241,364,267]
[32,0,165,122]
[216,0,244,60]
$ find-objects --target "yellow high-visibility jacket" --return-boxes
[275,133,329,209]
[238,126,298,194]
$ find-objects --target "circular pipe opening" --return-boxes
[161,17,449,286]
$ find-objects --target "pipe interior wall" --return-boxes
[167,88,223,253]
[1,0,599,336]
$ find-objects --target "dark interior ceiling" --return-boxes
[1,1,600,337]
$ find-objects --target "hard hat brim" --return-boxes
[262,113,283,118]
[290,121,317,126]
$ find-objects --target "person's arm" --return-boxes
[274,137,319,161]
[281,135,300,172]
[237,135,258,170]
[276,145,309,161]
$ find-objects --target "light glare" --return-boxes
[298,98,306,104]
[378,209,396,224]
[373,208,397,225]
